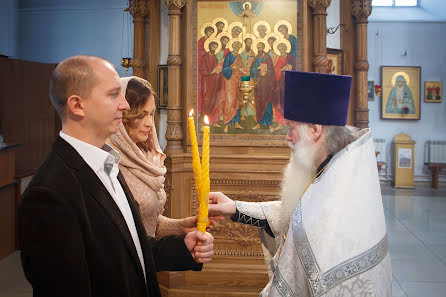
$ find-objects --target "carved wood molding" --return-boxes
[167,55,182,66]
[214,250,264,257]
[165,109,183,142]
[166,124,183,142]
[313,55,329,72]
[354,59,369,71]
[129,0,148,78]
[352,0,372,22]
[130,58,145,69]
[129,0,149,18]
[309,0,332,11]
[164,0,185,152]
[353,0,371,128]
[164,0,186,11]
[213,220,260,247]
[212,192,278,247]
[211,179,281,187]
[191,178,279,252]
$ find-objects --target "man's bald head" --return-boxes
[49,55,111,120]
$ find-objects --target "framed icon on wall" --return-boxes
[157,65,168,109]
[381,66,421,120]
[424,81,442,103]
[326,48,343,75]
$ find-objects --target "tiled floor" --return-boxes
[382,183,446,297]
[1,182,445,297]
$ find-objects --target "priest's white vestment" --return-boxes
[236,129,392,297]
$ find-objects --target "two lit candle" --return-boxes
[188,110,210,235]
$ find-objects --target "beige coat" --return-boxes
[108,123,184,238]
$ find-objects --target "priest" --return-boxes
[209,71,392,297]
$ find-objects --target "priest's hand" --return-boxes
[184,230,214,263]
[208,192,236,217]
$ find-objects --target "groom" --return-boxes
[18,55,214,297]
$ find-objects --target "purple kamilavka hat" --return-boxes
[284,71,352,126]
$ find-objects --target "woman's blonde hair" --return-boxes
[122,77,157,151]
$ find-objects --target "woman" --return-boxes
[108,76,202,238]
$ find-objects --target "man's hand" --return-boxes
[184,231,214,263]
[208,192,236,217]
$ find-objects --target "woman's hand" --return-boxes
[180,215,224,234]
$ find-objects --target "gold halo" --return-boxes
[242,33,256,43]
[217,32,232,43]
[252,38,270,55]
[391,71,410,87]
[204,37,222,54]
[253,21,271,38]
[273,38,292,56]
[212,17,229,32]
[274,20,293,36]
[242,1,252,10]
[200,22,217,38]
[228,38,244,53]
[265,32,281,44]
[228,21,247,38]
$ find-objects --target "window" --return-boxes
[372,0,417,6]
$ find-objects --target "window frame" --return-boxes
[372,0,418,7]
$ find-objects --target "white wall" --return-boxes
[158,1,170,151]
[368,22,446,181]
[326,0,340,49]
[17,0,131,77]
[0,0,18,57]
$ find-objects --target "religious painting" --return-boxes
[424,81,442,103]
[398,148,412,169]
[368,81,374,101]
[381,66,421,120]
[326,48,343,75]
[196,0,302,135]
[157,65,168,108]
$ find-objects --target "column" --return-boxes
[352,0,372,128]
[163,0,186,152]
[309,0,332,73]
[129,0,149,78]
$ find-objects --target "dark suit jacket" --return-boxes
[18,136,201,297]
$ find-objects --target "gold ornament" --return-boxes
[252,38,270,55]
[391,71,410,87]
[200,22,217,38]
[273,38,292,56]
[253,20,271,37]
[274,20,293,36]
[212,17,229,32]
[228,38,244,53]
[204,37,222,54]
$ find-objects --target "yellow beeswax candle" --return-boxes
[197,115,210,234]
[188,109,201,198]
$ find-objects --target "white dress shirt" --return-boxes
[59,132,146,281]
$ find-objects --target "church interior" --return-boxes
[0,0,445,296]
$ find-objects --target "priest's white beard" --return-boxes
[278,126,319,233]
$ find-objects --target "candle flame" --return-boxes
[204,115,209,125]
[189,109,194,117]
